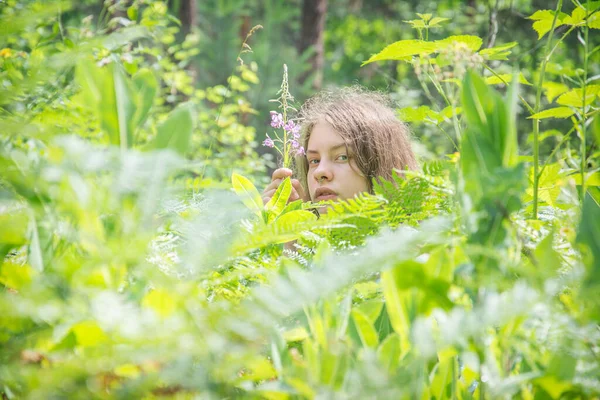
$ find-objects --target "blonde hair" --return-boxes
[295,87,417,193]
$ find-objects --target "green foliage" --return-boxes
[1,1,600,399]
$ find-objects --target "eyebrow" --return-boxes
[306,143,347,155]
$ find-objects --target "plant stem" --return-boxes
[532,0,563,219]
[580,0,590,202]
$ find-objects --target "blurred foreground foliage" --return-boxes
[1,0,600,399]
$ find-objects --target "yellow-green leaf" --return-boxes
[571,172,600,186]
[429,17,449,27]
[351,309,379,348]
[484,73,532,86]
[266,177,291,221]
[0,262,34,290]
[435,35,483,52]
[362,40,438,65]
[232,173,263,217]
[543,81,570,103]
[528,10,567,39]
[479,42,518,60]
[556,85,600,107]
[528,107,575,119]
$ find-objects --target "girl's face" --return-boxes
[306,120,369,203]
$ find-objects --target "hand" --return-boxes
[262,168,307,205]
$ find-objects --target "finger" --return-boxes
[289,189,300,202]
[263,179,282,194]
[271,168,293,181]
[291,179,309,201]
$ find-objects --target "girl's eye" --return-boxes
[336,154,348,162]
[308,159,320,165]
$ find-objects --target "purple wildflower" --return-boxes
[270,111,284,129]
[290,124,301,139]
[263,134,274,148]
[295,147,305,156]
[283,120,295,132]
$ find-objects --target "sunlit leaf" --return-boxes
[231,173,264,217]
[528,107,575,119]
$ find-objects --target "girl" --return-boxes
[262,88,417,208]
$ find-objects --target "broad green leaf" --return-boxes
[377,333,401,373]
[556,85,600,107]
[132,68,158,130]
[266,177,292,221]
[416,13,432,22]
[351,309,379,348]
[484,73,532,86]
[571,172,600,186]
[526,163,563,206]
[362,40,438,65]
[398,106,433,123]
[231,173,263,217]
[76,58,137,148]
[543,81,570,103]
[271,210,317,243]
[154,102,195,155]
[528,10,567,39]
[381,268,411,353]
[435,35,483,52]
[577,194,600,282]
[528,107,575,119]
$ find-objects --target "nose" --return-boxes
[313,158,333,183]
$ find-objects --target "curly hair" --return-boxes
[295,87,418,193]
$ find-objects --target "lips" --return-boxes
[314,187,337,201]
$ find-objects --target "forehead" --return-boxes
[307,120,346,150]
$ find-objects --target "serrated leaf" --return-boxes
[232,173,264,217]
[398,106,432,123]
[543,81,569,103]
[528,10,567,39]
[266,177,291,221]
[528,107,575,119]
[556,85,600,107]
[362,40,438,65]
[435,35,483,52]
[404,19,426,28]
[571,171,600,186]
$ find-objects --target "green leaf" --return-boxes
[377,333,401,373]
[528,107,575,119]
[484,73,531,86]
[556,85,600,107]
[132,68,158,130]
[362,40,438,65]
[266,177,292,222]
[543,81,570,103]
[0,262,34,290]
[435,35,483,52]
[398,106,433,123]
[351,309,379,348]
[577,194,600,282]
[271,210,317,243]
[154,102,195,155]
[479,41,518,60]
[127,6,138,21]
[571,172,600,186]
[428,17,450,27]
[231,173,264,217]
[76,58,137,148]
[528,10,567,40]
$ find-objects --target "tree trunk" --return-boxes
[298,0,327,90]
[178,0,197,37]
